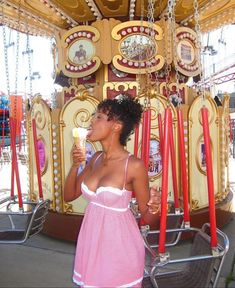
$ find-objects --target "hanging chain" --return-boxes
[14,1,21,94]
[164,0,174,100]
[136,0,144,100]
[170,0,183,107]
[194,0,205,101]
[3,26,10,97]
[145,0,156,108]
[170,1,180,91]
[2,2,10,97]
[26,31,33,99]
[14,31,20,94]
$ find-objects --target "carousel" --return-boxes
[0,0,234,247]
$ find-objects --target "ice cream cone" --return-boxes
[72,127,88,149]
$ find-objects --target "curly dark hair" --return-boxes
[97,95,143,146]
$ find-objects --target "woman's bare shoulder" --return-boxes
[127,155,148,184]
[128,155,146,171]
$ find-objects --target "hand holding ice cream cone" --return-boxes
[72,127,88,167]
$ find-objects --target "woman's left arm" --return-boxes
[129,157,160,226]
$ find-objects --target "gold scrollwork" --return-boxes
[64,203,74,213]
[103,81,139,98]
[112,54,165,75]
[73,108,91,128]
[30,192,38,202]
[32,104,46,130]
[75,87,91,101]
[191,198,199,210]
[215,192,225,203]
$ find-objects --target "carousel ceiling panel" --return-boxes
[134,0,168,18]
[49,0,96,22]
[0,0,235,36]
[94,0,129,18]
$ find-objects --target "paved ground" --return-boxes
[0,158,235,287]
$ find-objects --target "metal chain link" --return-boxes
[2,1,10,96]
[193,0,205,100]
[170,0,183,107]
[145,0,156,107]
[3,24,10,96]
[136,0,144,100]
[14,31,20,94]
[14,1,21,94]
[26,31,33,99]
[164,0,174,99]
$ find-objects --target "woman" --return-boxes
[64,95,161,287]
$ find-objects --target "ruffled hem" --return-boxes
[73,270,143,287]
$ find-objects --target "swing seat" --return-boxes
[0,199,50,244]
[142,223,229,288]
[142,210,184,251]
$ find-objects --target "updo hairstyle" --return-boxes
[97,94,143,145]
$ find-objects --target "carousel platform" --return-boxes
[0,160,235,287]
[0,198,235,287]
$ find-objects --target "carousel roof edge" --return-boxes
[0,0,234,36]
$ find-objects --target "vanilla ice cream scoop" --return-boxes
[72,127,88,148]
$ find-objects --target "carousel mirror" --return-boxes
[120,34,157,62]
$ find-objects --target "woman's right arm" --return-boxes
[63,146,99,202]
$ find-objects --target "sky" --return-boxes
[0,26,55,100]
[202,24,235,95]
[0,24,235,101]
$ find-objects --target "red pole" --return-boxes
[9,118,15,199]
[177,109,190,224]
[158,113,164,157]
[32,118,44,200]
[1,122,5,148]
[158,107,170,254]
[144,108,151,169]
[169,110,179,209]
[201,107,218,248]
[10,117,23,209]
[18,121,22,151]
[141,110,147,162]
[134,125,139,157]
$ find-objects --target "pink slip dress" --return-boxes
[72,153,145,287]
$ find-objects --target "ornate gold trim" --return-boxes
[103,81,139,98]
[61,26,101,78]
[111,20,164,74]
[174,26,200,77]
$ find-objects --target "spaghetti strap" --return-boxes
[123,153,131,190]
[94,152,103,165]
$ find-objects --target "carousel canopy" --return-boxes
[0,0,235,37]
